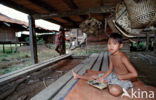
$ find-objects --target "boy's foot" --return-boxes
[72,70,79,79]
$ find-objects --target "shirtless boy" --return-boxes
[72,33,138,97]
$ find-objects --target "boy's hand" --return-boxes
[117,74,123,80]
[96,78,109,83]
[96,77,104,83]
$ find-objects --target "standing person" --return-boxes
[72,33,138,97]
[55,28,65,55]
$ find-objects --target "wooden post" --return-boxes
[28,15,38,64]
[154,28,156,55]
[62,27,66,54]
[104,18,107,34]
[14,42,18,53]
[146,32,149,51]
[76,29,78,46]
[3,44,5,53]
[10,44,12,53]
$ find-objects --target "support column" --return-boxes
[146,32,149,51]
[76,29,79,46]
[154,28,156,55]
[10,44,12,52]
[105,18,107,34]
[62,27,66,54]
[3,44,5,53]
[28,15,38,64]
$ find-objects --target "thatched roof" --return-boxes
[0,13,56,33]
[0,0,121,28]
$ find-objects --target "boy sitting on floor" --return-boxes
[72,33,138,97]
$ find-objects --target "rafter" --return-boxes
[0,0,62,26]
[29,0,78,27]
[0,0,35,14]
[63,0,86,20]
[33,6,115,19]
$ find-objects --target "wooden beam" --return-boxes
[29,0,78,26]
[146,32,150,51]
[0,54,71,86]
[63,0,85,20]
[0,0,35,14]
[0,0,61,26]
[33,6,115,19]
[62,17,78,27]
[28,15,38,64]
[63,0,78,9]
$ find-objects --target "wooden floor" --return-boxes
[31,52,110,100]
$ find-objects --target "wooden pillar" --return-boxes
[146,32,149,51]
[154,28,156,55]
[28,15,38,64]
[10,44,12,52]
[3,44,5,53]
[14,42,18,53]
[104,18,107,34]
[76,29,79,46]
[62,27,66,54]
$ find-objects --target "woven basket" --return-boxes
[115,4,142,36]
[79,17,102,35]
[124,0,156,29]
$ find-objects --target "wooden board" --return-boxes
[0,54,71,86]
[52,53,99,100]
[92,52,103,71]
[101,52,109,71]
[31,53,99,100]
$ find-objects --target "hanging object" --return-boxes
[115,6,142,36]
[124,0,156,29]
[79,17,102,35]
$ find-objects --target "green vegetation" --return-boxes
[72,45,107,56]
[0,43,107,75]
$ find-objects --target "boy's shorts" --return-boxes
[98,72,133,90]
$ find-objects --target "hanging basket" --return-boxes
[79,17,102,35]
[124,0,156,29]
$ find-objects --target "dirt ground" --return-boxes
[1,58,83,100]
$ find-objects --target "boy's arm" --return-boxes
[118,55,138,80]
[97,57,113,82]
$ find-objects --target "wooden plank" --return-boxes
[28,15,38,64]
[51,53,99,100]
[0,0,35,14]
[101,51,109,71]
[0,54,71,86]
[0,54,70,79]
[31,53,99,100]
[29,0,78,27]
[33,6,115,19]
[63,0,85,20]
[92,52,103,71]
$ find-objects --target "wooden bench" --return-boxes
[31,52,109,100]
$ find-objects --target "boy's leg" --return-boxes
[72,70,99,81]
[108,84,123,97]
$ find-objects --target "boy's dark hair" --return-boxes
[108,33,123,44]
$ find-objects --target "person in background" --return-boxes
[55,28,65,55]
